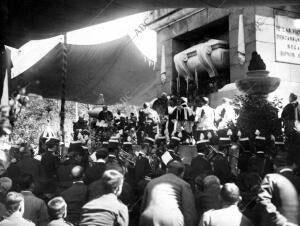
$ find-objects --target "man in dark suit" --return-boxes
[190,143,212,182]
[134,151,151,184]
[281,93,300,166]
[87,156,134,205]
[41,138,60,180]
[56,151,84,194]
[140,160,197,226]
[83,148,108,185]
[281,93,300,137]
[19,173,49,226]
[17,147,45,186]
[195,175,221,217]
[61,165,87,225]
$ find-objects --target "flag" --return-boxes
[237,14,245,65]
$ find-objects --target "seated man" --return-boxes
[47,197,72,226]
[97,106,113,128]
[0,192,35,226]
[199,183,253,226]
[73,115,88,141]
[80,170,128,226]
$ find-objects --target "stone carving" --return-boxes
[174,39,229,81]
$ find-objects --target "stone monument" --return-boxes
[235,52,282,138]
[236,52,280,98]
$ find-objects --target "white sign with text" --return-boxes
[275,15,300,64]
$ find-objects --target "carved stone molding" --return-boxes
[174,39,229,81]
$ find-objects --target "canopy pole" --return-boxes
[60,33,67,152]
[75,102,78,121]
[0,45,6,103]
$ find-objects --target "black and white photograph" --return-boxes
[0,0,300,225]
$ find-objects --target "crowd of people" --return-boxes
[0,92,299,226]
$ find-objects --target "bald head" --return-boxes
[71,166,84,180]
[102,170,124,196]
[220,183,240,205]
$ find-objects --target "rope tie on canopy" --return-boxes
[60,33,67,149]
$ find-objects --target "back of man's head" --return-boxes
[47,197,67,220]
[18,173,34,191]
[96,148,109,160]
[203,175,221,191]
[167,160,185,177]
[71,165,84,180]
[101,170,124,195]
[220,183,240,205]
[5,192,24,214]
[273,151,294,170]
[105,160,126,175]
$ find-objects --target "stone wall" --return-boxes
[152,8,237,97]
[242,7,300,103]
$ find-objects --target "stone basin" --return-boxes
[236,70,280,95]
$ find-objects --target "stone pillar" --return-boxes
[229,7,257,83]
[156,36,189,96]
[156,39,173,96]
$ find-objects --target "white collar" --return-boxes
[279,168,293,173]
[224,205,239,211]
[21,190,33,194]
[96,159,106,163]
[73,180,84,184]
